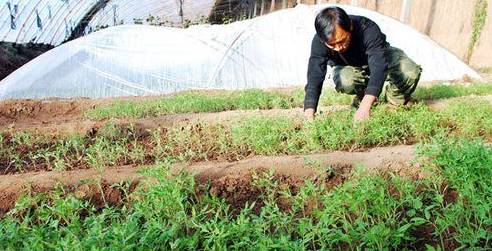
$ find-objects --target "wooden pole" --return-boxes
[400,0,413,23]
[424,0,437,35]
[248,3,252,19]
[270,0,276,12]
[253,0,258,17]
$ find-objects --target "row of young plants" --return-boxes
[1,136,491,249]
[1,99,492,174]
[85,83,492,119]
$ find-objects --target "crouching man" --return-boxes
[304,6,422,123]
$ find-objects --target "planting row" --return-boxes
[1,138,491,249]
[1,99,492,174]
[85,83,492,119]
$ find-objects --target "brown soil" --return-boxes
[409,224,460,251]
[0,98,93,124]
[0,91,480,179]
[184,144,416,179]
[403,182,461,250]
[0,102,413,176]
[0,90,193,128]
[207,146,415,210]
[1,93,491,138]
[202,164,351,215]
[71,179,141,209]
[0,105,344,137]
[193,144,418,213]
[0,165,145,217]
[0,87,300,128]
[0,144,416,217]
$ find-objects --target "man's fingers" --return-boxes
[354,74,366,81]
[304,108,315,121]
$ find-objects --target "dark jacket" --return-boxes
[304,15,390,111]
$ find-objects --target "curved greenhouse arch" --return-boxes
[0,4,481,100]
[1,0,216,45]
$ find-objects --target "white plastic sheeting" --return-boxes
[88,0,214,28]
[0,4,481,100]
[0,0,214,45]
[1,0,99,45]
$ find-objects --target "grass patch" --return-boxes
[85,83,492,120]
[413,82,492,101]
[85,88,354,120]
[418,138,492,248]
[2,139,492,249]
[3,99,492,173]
[231,100,491,153]
[86,89,303,120]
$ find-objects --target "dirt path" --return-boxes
[0,144,416,217]
[425,94,492,110]
[0,88,299,126]
[184,144,417,180]
[0,105,348,136]
[2,94,492,137]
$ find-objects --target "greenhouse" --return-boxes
[0,1,482,99]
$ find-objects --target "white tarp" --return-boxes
[1,0,97,45]
[88,0,214,28]
[0,0,214,45]
[0,4,482,100]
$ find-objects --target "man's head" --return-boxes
[315,7,352,53]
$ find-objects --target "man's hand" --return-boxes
[353,107,370,124]
[353,94,377,125]
[304,108,315,121]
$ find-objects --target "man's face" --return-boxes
[324,24,352,53]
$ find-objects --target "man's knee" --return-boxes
[400,58,422,84]
[333,66,362,94]
[391,57,422,90]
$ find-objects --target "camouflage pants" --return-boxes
[332,47,422,105]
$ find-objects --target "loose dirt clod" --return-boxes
[72,180,140,208]
[202,164,351,214]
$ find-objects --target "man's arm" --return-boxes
[354,20,388,123]
[362,20,388,101]
[304,35,330,118]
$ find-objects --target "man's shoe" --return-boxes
[403,96,414,106]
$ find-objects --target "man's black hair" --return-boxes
[314,7,351,42]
